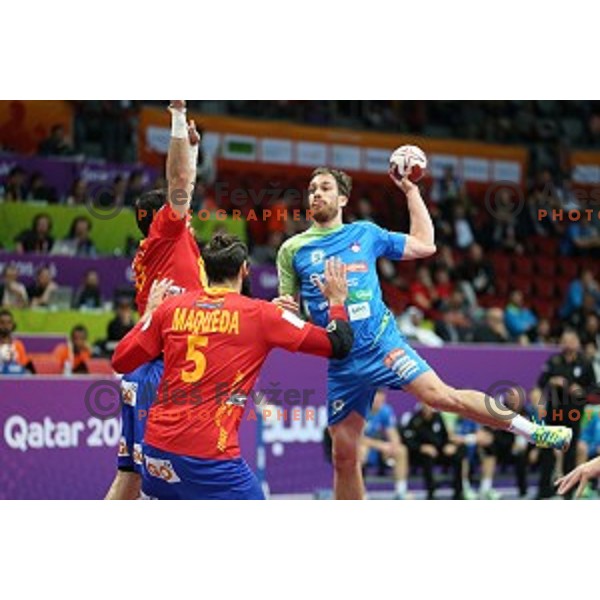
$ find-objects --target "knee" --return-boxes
[331,432,360,472]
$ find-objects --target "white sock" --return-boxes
[480,477,493,494]
[508,415,536,441]
[395,480,407,496]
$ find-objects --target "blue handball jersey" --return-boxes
[277,221,407,353]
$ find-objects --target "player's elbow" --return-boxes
[422,243,437,257]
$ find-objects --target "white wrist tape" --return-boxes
[171,110,188,139]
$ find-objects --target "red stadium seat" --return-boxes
[555,276,572,300]
[535,256,557,278]
[30,353,61,375]
[534,237,559,256]
[87,359,114,375]
[559,261,578,280]
[491,253,512,277]
[534,279,555,299]
[510,276,533,296]
[514,257,534,277]
[531,299,555,320]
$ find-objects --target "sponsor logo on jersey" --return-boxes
[309,273,324,287]
[226,393,248,407]
[282,310,306,329]
[349,289,373,302]
[347,261,368,273]
[331,399,346,415]
[310,249,325,265]
[145,456,181,483]
[348,302,371,322]
[121,380,137,406]
[194,300,224,310]
[384,348,405,369]
[350,242,361,253]
[384,349,419,380]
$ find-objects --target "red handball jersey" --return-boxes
[113,288,333,460]
[132,204,206,314]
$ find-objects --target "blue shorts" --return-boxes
[141,444,265,500]
[328,325,431,426]
[117,358,164,473]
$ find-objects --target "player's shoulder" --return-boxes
[349,220,382,236]
[277,229,316,259]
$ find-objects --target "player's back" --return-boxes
[132,204,206,314]
[144,288,309,460]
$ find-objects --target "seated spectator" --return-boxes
[581,314,600,349]
[360,390,409,499]
[73,270,102,309]
[2,166,27,202]
[14,213,54,254]
[409,266,439,320]
[397,306,444,347]
[435,289,472,343]
[569,292,599,332]
[451,204,476,250]
[504,289,538,339]
[61,216,97,258]
[402,403,466,500]
[456,243,495,298]
[27,172,58,203]
[559,268,600,319]
[529,318,555,346]
[66,178,90,206]
[0,264,28,308]
[483,200,524,253]
[27,266,58,308]
[0,309,34,374]
[106,298,136,346]
[447,416,498,499]
[473,307,511,343]
[561,218,600,257]
[53,325,91,374]
[432,266,453,304]
[38,124,72,156]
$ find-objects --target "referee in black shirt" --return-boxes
[536,329,597,499]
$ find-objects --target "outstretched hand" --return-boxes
[188,119,201,146]
[555,456,600,498]
[143,278,174,320]
[316,258,348,306]
[389,168,418,195]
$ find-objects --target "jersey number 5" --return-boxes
[181,335,208,383]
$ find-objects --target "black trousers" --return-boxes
[411,445,466,499]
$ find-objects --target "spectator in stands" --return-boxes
[2,167,27,202]
[113,175,127,208]
[27,266,58,308]
[561,218,600,257]
[535,329,596,499]
[473,308,511,343]
[435,289,473,343]
[432,266,453,305]
[14,213,54,254]
[431,165,462,220]
[483,198,524,254]
[360,390,410,499]
[456,243,495,298]
[529,318,555,346]
[429,204,454,247]
[402,403,466,500]
[73,270,102,309]
[581,314,600,349]
[432,244,457,276]
[409,266,439,320]
[0,265,28,308]
[0,309,34,374]
[504,289,538,340]
[568,292,599,332]
[26,172,58,204]
[63,216,97,258]
[53,325,91,374]
[38,124,72,157]
[559,268,600,319]
[451,204,476,249]
[397,306,444,347]
[106,297,136,344]
[66,178,90,206]
[354,197,377,224]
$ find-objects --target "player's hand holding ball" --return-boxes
[389,144,427,193]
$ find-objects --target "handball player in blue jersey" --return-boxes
[277,166,573,499]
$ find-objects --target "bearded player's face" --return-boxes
[308,174,345,224]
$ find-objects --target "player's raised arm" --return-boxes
[389,172,437,260]
[167,100,200,219]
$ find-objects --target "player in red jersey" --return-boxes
[112,233,354,499]
[105,100,205,500]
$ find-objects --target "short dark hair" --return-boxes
[0,309,14,320]
[203,233,248,284]
[135,189,167,237]
[311,167,353,198]
[71,324,88,338]
[32,212,52,232]
[68,215,92,238]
